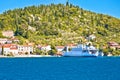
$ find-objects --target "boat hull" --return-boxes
[62,51,98,57]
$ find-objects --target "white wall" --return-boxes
[3,48,10,54]
[10,50,18,55]
[0,47,2,55]
[41,45,51,51]
[18,45,33,54]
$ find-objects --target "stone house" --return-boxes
[2,30,14,38]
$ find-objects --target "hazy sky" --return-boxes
[0,0,120,18]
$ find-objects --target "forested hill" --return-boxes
[0,3,120,45]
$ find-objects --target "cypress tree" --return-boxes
[1,46,4,55]
[66,0,69,6]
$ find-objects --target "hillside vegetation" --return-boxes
[0,2,120,46]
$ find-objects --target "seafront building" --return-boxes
[56,46,65,55]
[18,45,33,54]
[0,44,33,55]
[108,42,120,50]
[0,38,12,44]
[3,44,18,55]
[40,45,51,51]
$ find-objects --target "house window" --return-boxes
[21,49,23,51]
[4,51,6,54]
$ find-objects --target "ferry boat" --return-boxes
[62,44,103,57]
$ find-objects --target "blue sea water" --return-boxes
[0,57,120,80]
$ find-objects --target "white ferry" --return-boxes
[63,44,103,57]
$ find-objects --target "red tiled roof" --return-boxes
[108,42,119,46]
[108,41,115,43]
[19,45,32,47]
[56,46,65,49]
[116,46,120,49]
[3,44,11,48]
[10,48,17,50]
[3,44,17,48]
[67,44,76,46]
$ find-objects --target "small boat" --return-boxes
[62,44,103,57]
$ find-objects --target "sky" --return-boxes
[0,0,120,18]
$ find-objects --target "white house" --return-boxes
[0,43,34,55]
[9,44,18,55]
[11,38,19,43]
[0,38,8,44]
[2,30,14,38]
[55,46,65,55]
[40,45,51,51]
[0,38,12,44]
[3,44,18,55]
[56,46,65,52]
[18,45,33,54]
[3,44,11,55]
[87,34,96,40]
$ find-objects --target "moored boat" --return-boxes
[62,44,103,57]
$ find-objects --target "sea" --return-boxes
[0,57,120,80]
